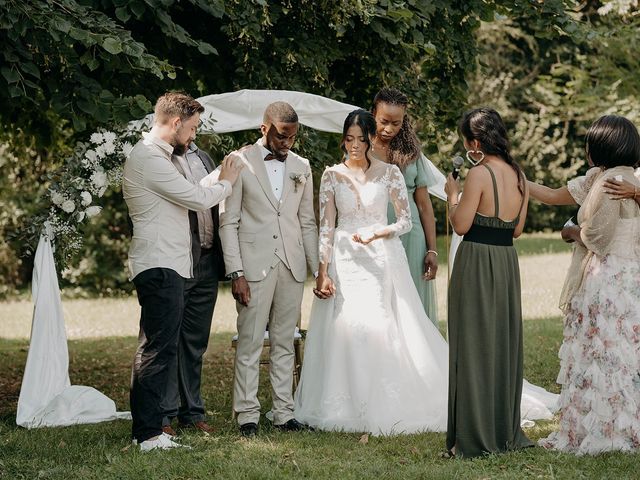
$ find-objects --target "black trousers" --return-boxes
[162,250,218,425]
[130,268,185,442]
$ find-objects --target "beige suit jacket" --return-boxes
[219,142,319,282]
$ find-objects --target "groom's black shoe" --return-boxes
[240,422,258,438]
[274,418,309,432]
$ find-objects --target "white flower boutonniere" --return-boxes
[290,172,310,192]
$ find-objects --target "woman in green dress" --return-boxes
[371,88,439,325]
[444,107,533,458]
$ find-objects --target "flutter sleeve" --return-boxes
[386,165,412,237]
[567,167,601,205]
[579,182,621,256]
[318,168,337,264]
[414,154,429,188]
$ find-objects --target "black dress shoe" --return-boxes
[274,418,308,432]
[240,422,258,437]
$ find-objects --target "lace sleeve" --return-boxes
[386,165,412,237]
[318,169,336,264]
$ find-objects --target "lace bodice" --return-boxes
[318,160,411,264]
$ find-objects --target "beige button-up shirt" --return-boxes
[123,132,231,279]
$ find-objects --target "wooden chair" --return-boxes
[230,321,305,419]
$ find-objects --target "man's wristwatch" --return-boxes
[229,270,244,280]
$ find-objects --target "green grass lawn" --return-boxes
[0,317,638,479]
[0,234,627,478]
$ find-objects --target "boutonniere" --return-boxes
[290,172,310,192]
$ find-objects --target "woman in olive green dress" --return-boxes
[443,107,533,458]
[371,88,439,325]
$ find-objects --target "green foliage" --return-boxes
[454,6,640,232]
[0,0,585,293]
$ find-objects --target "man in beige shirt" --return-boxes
[123,92,242,451]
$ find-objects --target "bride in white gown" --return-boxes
[294,109,556,435]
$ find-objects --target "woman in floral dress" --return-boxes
[529,115,640,454]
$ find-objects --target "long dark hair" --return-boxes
[341,109,377,165]
[372,87,421,169]
[460,107,524,194]
[585,115,640,168]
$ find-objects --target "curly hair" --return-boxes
[372,88,421,169]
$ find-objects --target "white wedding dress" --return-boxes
[294,159,557,435]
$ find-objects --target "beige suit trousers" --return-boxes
[234,260,304,426]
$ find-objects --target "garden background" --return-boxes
[1,1,640,478]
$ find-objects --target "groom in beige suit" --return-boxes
[220,102,319,436]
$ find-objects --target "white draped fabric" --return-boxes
[16,225,131,428]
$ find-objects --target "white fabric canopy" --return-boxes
[130,89,448,199]
[16,224,130,428]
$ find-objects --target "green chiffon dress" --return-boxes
[446,164,533,458]
[386,157,438,325]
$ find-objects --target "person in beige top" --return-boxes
[123,92,242,451]
[220,102,319,436]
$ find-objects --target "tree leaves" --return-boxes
[102,37,123,55]
[1,67,19,83]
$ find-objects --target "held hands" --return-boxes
[218,154,244,185]
[313,273,336,299]
[604,178,638,200]
[231,276,251,306]
[423,252,438,281]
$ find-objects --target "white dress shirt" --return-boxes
[258,139,286,201]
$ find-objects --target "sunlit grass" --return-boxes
[0,318,638,479]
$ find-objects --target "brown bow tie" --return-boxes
[264,153,286,162]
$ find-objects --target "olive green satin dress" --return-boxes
[446,164,533,458]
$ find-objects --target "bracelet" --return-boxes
[427,250,438,256]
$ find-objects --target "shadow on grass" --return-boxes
[3,318,637,480]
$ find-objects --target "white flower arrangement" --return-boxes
[22,115,215,270]
[25,126,140,269]
[290,172,310,192]
[80,191,92,207]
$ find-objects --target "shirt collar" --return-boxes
[256,137,272,160]
[142,131,174,157]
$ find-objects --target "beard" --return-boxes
[265,141,288,160]
[172,142,188,156]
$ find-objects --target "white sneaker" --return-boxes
[139,432,189,452]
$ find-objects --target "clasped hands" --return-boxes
[313,273,335,299]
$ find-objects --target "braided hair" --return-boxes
[459,107,524,195]
[372,88,421,169]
